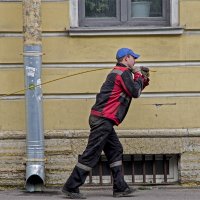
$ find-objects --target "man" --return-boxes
[62,48,150,199]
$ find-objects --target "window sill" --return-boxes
[68,26,184,36]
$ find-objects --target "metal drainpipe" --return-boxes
[23,0,45,192]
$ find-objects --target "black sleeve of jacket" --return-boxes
[121,70,144,98]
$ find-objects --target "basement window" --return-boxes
[84,154,179,185]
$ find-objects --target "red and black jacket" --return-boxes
[91,63,148,125]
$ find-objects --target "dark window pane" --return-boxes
[123,161,132,175]
[156,160,169,175]
[134,161,143,175]
[85,0,116,18]
[150,0,162,17]
[146,160,153,175]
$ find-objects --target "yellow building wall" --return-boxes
[180,0,200,29]
[1,97,200,131]
[0,1,69,32]
[1,0,200,188]
[1,34,200,63]
[0,0,200,131]
[0,66,200,95]
[1,0,200,31]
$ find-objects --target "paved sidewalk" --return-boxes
[0,187,200,200]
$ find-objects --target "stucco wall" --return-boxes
[1,129,200,189]
[1,0,200,188]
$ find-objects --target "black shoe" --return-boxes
[113,187,136,198]
[62,188,86,199]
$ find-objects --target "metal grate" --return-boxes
[84,154,179,185]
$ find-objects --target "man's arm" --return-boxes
[120,70,144,98]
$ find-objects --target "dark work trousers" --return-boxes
[63,115,128,192]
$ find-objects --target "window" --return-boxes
[84,154,179,185]
[79,0,170,27]
[70,0,182,35]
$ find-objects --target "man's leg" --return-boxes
[103,128,135,197]
[62,165,89,199]
[62,116,114,198]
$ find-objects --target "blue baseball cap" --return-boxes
[116,48,140,59]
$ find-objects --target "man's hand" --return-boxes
[131,66,141,74]
[140,66,150,78]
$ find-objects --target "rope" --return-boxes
[0,67,156,100]
[0,68,108,100]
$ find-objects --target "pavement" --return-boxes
[0,186,200,200]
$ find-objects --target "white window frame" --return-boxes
[69,0,183,36]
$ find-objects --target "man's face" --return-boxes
[126,55,136,70]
